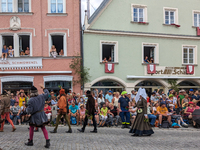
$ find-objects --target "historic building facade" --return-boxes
[0,0,81,94]
[83,0,200,94]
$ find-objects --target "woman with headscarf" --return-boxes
[130,88,154,136]
[77,90,97,133]
[25,85,50,148]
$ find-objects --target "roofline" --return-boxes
[88,0,112,25]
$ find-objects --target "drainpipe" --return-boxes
[80,0,84,92]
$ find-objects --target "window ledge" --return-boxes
[182,64,198,66]
[0,12,33,15]
[130,21,149,25]
[100,62,119,64]
[46,13,68,16]
[142,63,159,65]
[163,24,181,28]
[192,26,199,28]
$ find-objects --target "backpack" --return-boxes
[171,122,180,128]
[71,116,77,125]
[162,120,170,128]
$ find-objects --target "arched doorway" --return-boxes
[135,80,165,97]
[178,81,200,92]
[91,80,125,95]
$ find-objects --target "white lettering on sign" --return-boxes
[0,57,42,70]
[155,67,187,75]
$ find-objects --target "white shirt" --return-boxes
[98,97,105,104]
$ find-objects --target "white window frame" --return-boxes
[0,0,14,12]
[131,4,147,22]
[182,45,197,65]
[163,7,178,25]
[48,32,67,56]
[100,40,118,63]
[48,0,66,13]
[142,43,159,64]
[17,0,31,12]
[193,10,200,27]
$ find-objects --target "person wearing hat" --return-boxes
[50,89,72,134]
[25,85,50,148]
[188,89,194,101]
[168,104,188,127]
[118,91,131,128]
[105,91,113,103]
[77,90,97,133]
[177,90,186,113]
[130,88,154,136]
[157,102,171,128]
[0,90,16,132]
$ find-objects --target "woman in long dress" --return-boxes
[130,88,154,136]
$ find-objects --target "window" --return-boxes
[142,43,159,64]
[18,0,29,12]
[51,0,63,13]
[131,4,147,23]
[19,35,30,56]
[165,11,175,24]
[1,0,13,12]
[133,8,144,22]
[163,7,178,25]
[51,35,63,54]
[194,13,200,27]
[183,47,194,64]
[100,41,118,63]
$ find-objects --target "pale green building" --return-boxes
[83,0,200,94]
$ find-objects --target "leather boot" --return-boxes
[90,129,97,133]
[44,139,50,148]
[25,139,33,146]
[77,128,84,133]
[65,128,72,133]
[12,127,16,132]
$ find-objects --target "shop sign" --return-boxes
[155,66,188,75]
[105,63,114,73]
[0,57,43,70]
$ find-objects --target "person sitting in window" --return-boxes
[59,49,64,56]
[2,45,8,61]
[144,56,149,63]
[108,56,112,62]
[25,47,30,56]
[102,57,108,63]
[149,57,154,63]
[8,46,14,57]
[50,45,57,58]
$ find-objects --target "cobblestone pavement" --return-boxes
[0,125,200,150]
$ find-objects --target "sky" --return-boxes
[81,0,103,23]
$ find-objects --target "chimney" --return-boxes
[87,0,90,18]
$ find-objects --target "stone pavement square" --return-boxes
[0,125,200,150]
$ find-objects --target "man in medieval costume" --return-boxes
[0,90,16,132]
[25,85,50,148]
[77,90,97,133]
[50,89,72,133]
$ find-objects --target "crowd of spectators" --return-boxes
[1,88,200,129]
